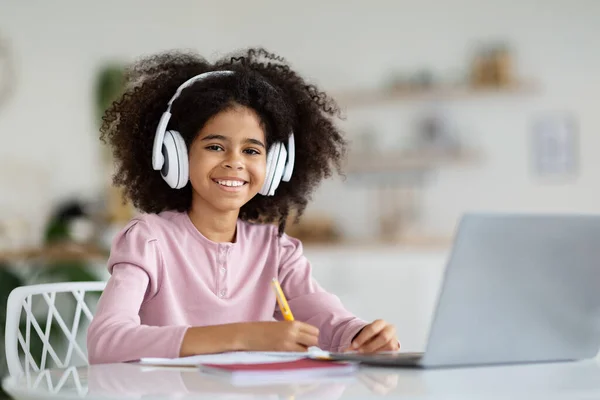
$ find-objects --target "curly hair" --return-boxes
[100,48,347,234]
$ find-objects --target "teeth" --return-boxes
[216,180,245,187]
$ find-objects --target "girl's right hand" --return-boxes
[239,321,320,352]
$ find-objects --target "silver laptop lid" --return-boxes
[421,213,600,367]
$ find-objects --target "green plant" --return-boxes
[94,64,125,127]
[0,265,23,398]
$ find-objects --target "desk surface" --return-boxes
[3,359,600,400]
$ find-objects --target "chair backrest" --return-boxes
[4,281,106,378]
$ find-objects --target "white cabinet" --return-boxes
[304,247,449,352]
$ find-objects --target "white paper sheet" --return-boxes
[138,347,331,366]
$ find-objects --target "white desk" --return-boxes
[3,359,600,399]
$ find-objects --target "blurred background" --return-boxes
[0,0,599,384]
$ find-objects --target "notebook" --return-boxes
[198,358,357,385]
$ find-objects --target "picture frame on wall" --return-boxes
[530,113,579,181]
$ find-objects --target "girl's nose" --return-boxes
[222,154,243,170]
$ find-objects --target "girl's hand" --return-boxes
[349,319,400,353]
[239,321,320,352]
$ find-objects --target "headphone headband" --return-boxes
[166,70,235,112]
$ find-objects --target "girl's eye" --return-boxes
[206,145,223,151]
[244,148,261,156]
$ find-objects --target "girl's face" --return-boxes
[188,105,267,214]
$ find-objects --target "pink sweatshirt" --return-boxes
[87,211,367,364]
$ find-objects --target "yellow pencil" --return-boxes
[271,278,295,321]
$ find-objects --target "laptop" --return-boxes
[328,213,600,368]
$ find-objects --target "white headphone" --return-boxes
[152,70,295,196]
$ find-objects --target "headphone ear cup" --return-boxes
[259,142,280,196]
[282,134,295,182]
[268,145,287,196]
[161,130,189,189]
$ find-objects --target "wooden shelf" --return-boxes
[345,149,481,173]
[0,243,108,264]
[334,81,539,107]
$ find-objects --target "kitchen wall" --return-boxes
[1,0,599,247]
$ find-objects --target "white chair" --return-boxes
[4,281,106,378]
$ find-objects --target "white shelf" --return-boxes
[344,149,481,173]
[334,82,539,107]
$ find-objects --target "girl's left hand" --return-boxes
[348,319,400,353]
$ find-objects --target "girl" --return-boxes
[87,48,399,364]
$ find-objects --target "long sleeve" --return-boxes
[275,233,367,352]
[87,219,189,364]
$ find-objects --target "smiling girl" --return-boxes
[87,48,399,364]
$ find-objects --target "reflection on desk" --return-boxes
[3,359,600,399]
[3,362,372,399]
